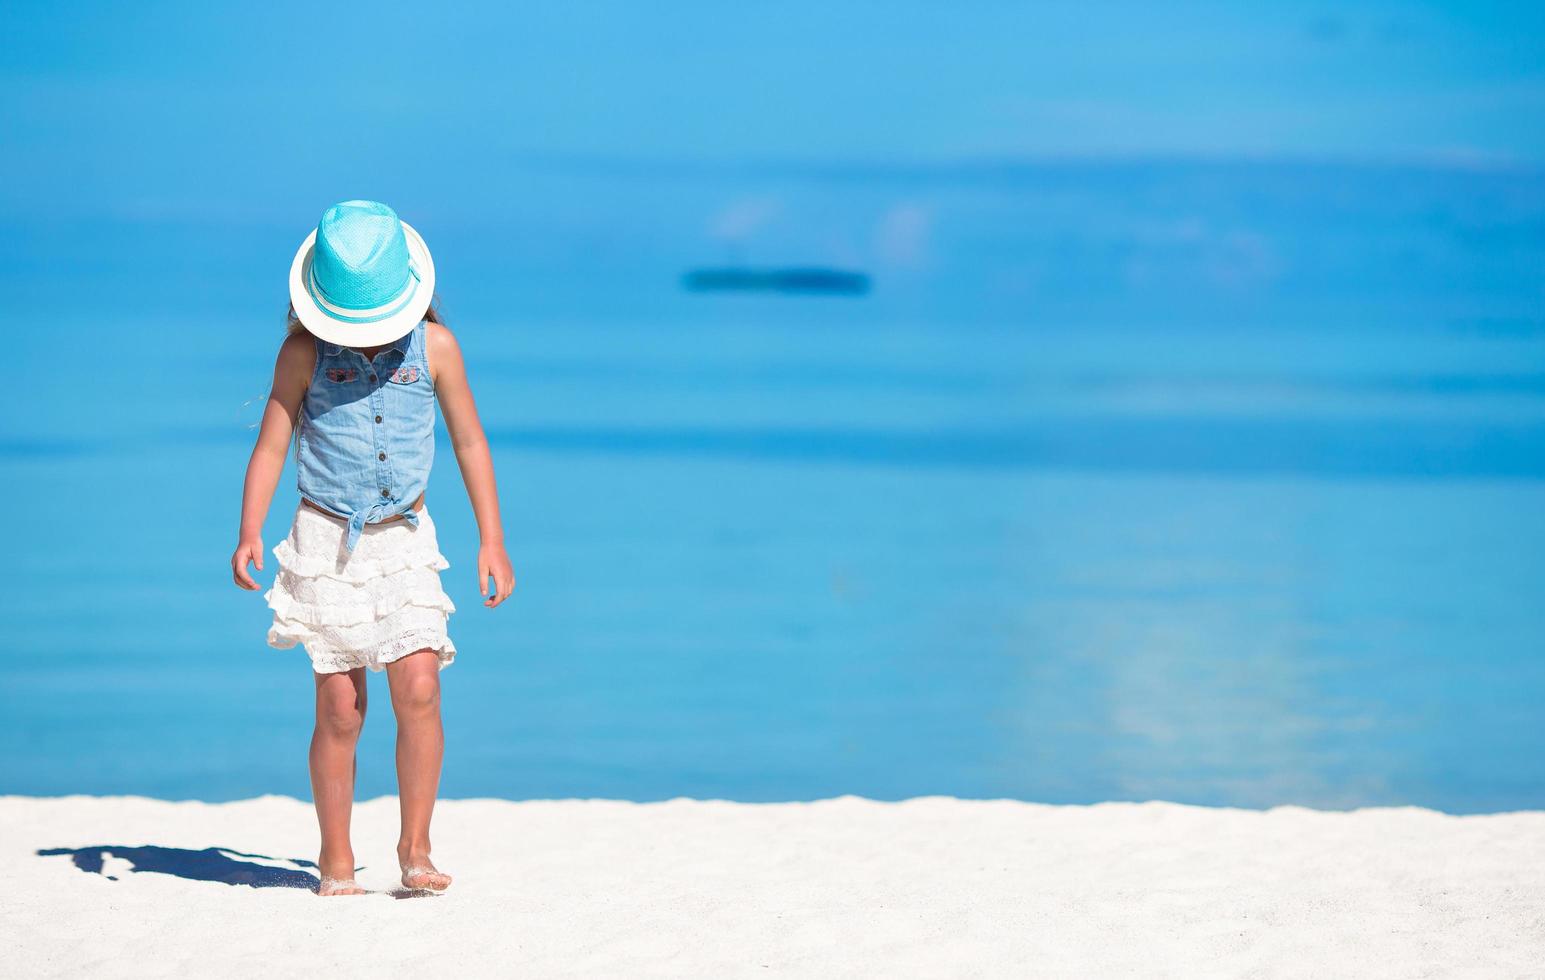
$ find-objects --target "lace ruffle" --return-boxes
[265,501,457,673]
[272,536,450,581]
[264,568,455,626]
[269,617,457,674]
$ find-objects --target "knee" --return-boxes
[316,689,365,739]
[394,671,440,717]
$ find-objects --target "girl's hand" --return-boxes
[231,537,265,591]
[479,541,515,608]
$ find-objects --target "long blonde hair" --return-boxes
[285,294,446,337]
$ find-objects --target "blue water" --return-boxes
[3,160,1544,811]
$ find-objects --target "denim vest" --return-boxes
[297,319,435,551]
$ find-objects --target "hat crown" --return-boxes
[310,200,412,311]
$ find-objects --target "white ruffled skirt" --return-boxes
[264,501,457,674]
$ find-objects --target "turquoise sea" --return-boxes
[2,160,1543,811]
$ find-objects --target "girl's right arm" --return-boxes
[231,333,314,590]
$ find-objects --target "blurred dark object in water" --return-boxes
[683,266,871,295]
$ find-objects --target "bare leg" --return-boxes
[387,650,452,890]
[311,668,367,896]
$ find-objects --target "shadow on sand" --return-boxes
[38,845,322,890]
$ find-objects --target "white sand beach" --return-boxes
[4,794,1542,978]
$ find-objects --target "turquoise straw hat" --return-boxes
[288,200,435,347]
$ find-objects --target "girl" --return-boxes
[230,200,514,897]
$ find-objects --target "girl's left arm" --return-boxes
[428,322,516,608]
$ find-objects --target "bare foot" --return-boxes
[317,850,365,896]
[398,850,452,892]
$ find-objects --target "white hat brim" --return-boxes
[288,220,435,347]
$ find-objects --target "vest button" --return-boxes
[374,415,383,424]
[381,488,390,497]
[369,374,377,383]
[378,452,386,461]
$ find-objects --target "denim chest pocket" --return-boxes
[380,357,433,414]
